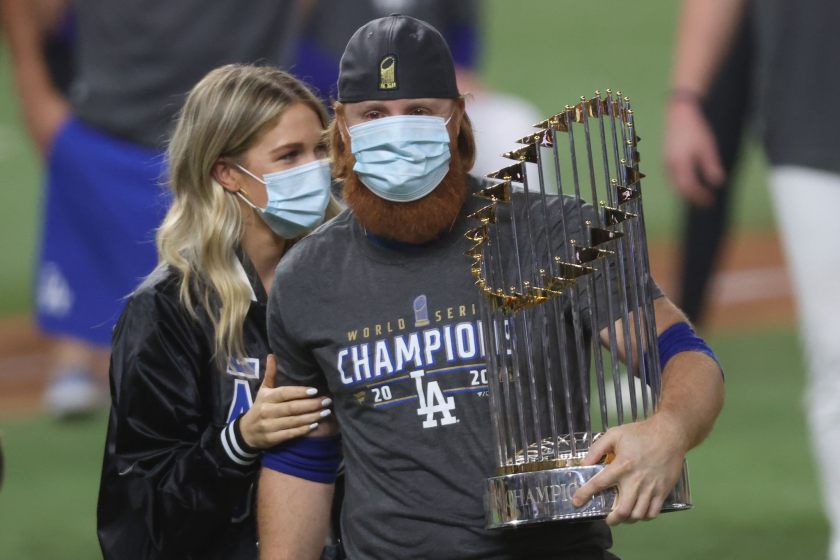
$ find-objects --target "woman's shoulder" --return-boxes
[117,265,199,340]
[113,265,211,376]
[129,264,185,310]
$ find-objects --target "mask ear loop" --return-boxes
[236,191,260,210]
[234,164,266,210]
[444,106,459,126]
[236,164,267,184]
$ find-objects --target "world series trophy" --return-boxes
[465,91,692,528]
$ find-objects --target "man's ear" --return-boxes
[336,113,349,145]
[211,158,241,193]
[447,97,467,138]
[455,96,466,118]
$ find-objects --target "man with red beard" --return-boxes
[258,15,724,560]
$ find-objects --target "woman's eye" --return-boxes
[364,111,383,120]
[411,108,430,116]
[279,151,297,161]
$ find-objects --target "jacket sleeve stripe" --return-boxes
[228,422,260,459]
[221,423,256,466]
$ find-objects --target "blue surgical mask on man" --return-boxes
[348,113,453,203]
[236,159,331,239]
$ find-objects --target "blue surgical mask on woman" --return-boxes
[236,159,331,239]
[348,113,453,203]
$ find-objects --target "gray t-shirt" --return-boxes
[267,176,655,559]
[71,0,299,147]
[752,0,840,173]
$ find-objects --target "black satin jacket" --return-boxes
[97,258,270,560]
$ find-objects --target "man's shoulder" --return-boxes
[467,173,495,193]
[275,209,356,281]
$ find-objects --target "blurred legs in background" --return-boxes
[41,338,110,417]
[770,166,840,560]
[36,118,166,417]
[39,4,114,417]
[677,13,752,326]
[0,0,112,417]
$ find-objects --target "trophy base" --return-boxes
[484,460,692,529]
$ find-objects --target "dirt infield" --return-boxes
[0,231,795,416]
[650,231,795,331]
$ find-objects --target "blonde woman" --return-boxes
[96,65,342,560]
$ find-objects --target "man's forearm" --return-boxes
[671,0,748,96]
[1,0,54,95]
[657,350,724,451]
[258,469,334,560]
[1,0,70,153]
[601,296,724,449]
[648,299,724,451]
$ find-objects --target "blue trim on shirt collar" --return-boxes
[365,231,443,253]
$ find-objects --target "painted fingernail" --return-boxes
[309,422,319,429]
[320,409,332,417]
[306,388,318,396]
[321,398,333,407]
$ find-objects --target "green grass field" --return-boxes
[0,329,825,559]
[0,1,819,559]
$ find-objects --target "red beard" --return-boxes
[341,146,467,244]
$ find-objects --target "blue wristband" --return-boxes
[262,435,342,484]
[657,322,723,378]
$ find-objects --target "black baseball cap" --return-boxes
[337,14,460,103]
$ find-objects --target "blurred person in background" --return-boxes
[665,1,840,557]
[98,64,341,560]
[667,10,753,326]
[0,0,74,151]
[293,0,541,178]
[1,0,301,418]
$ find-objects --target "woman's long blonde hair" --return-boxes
[158,64,341,368]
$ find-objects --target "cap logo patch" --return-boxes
[379,55,398,90]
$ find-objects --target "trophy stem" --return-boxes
[551,109,592,446]
[565,106,608,436]
[521,164,562,455]
[492,222,531,457]
[544,126,581,456]
[606,92,642,422]
[581,97,622,430]
[584,223,611,431]
[520,309,544,461]
[507,188,545,461]
[479,244,507,468]
[595,93,629,424]
[619,98,658,414]
[624,100,663,406]
[534,140,569,454]
[489,227,520,461]
[614,96,651,419]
